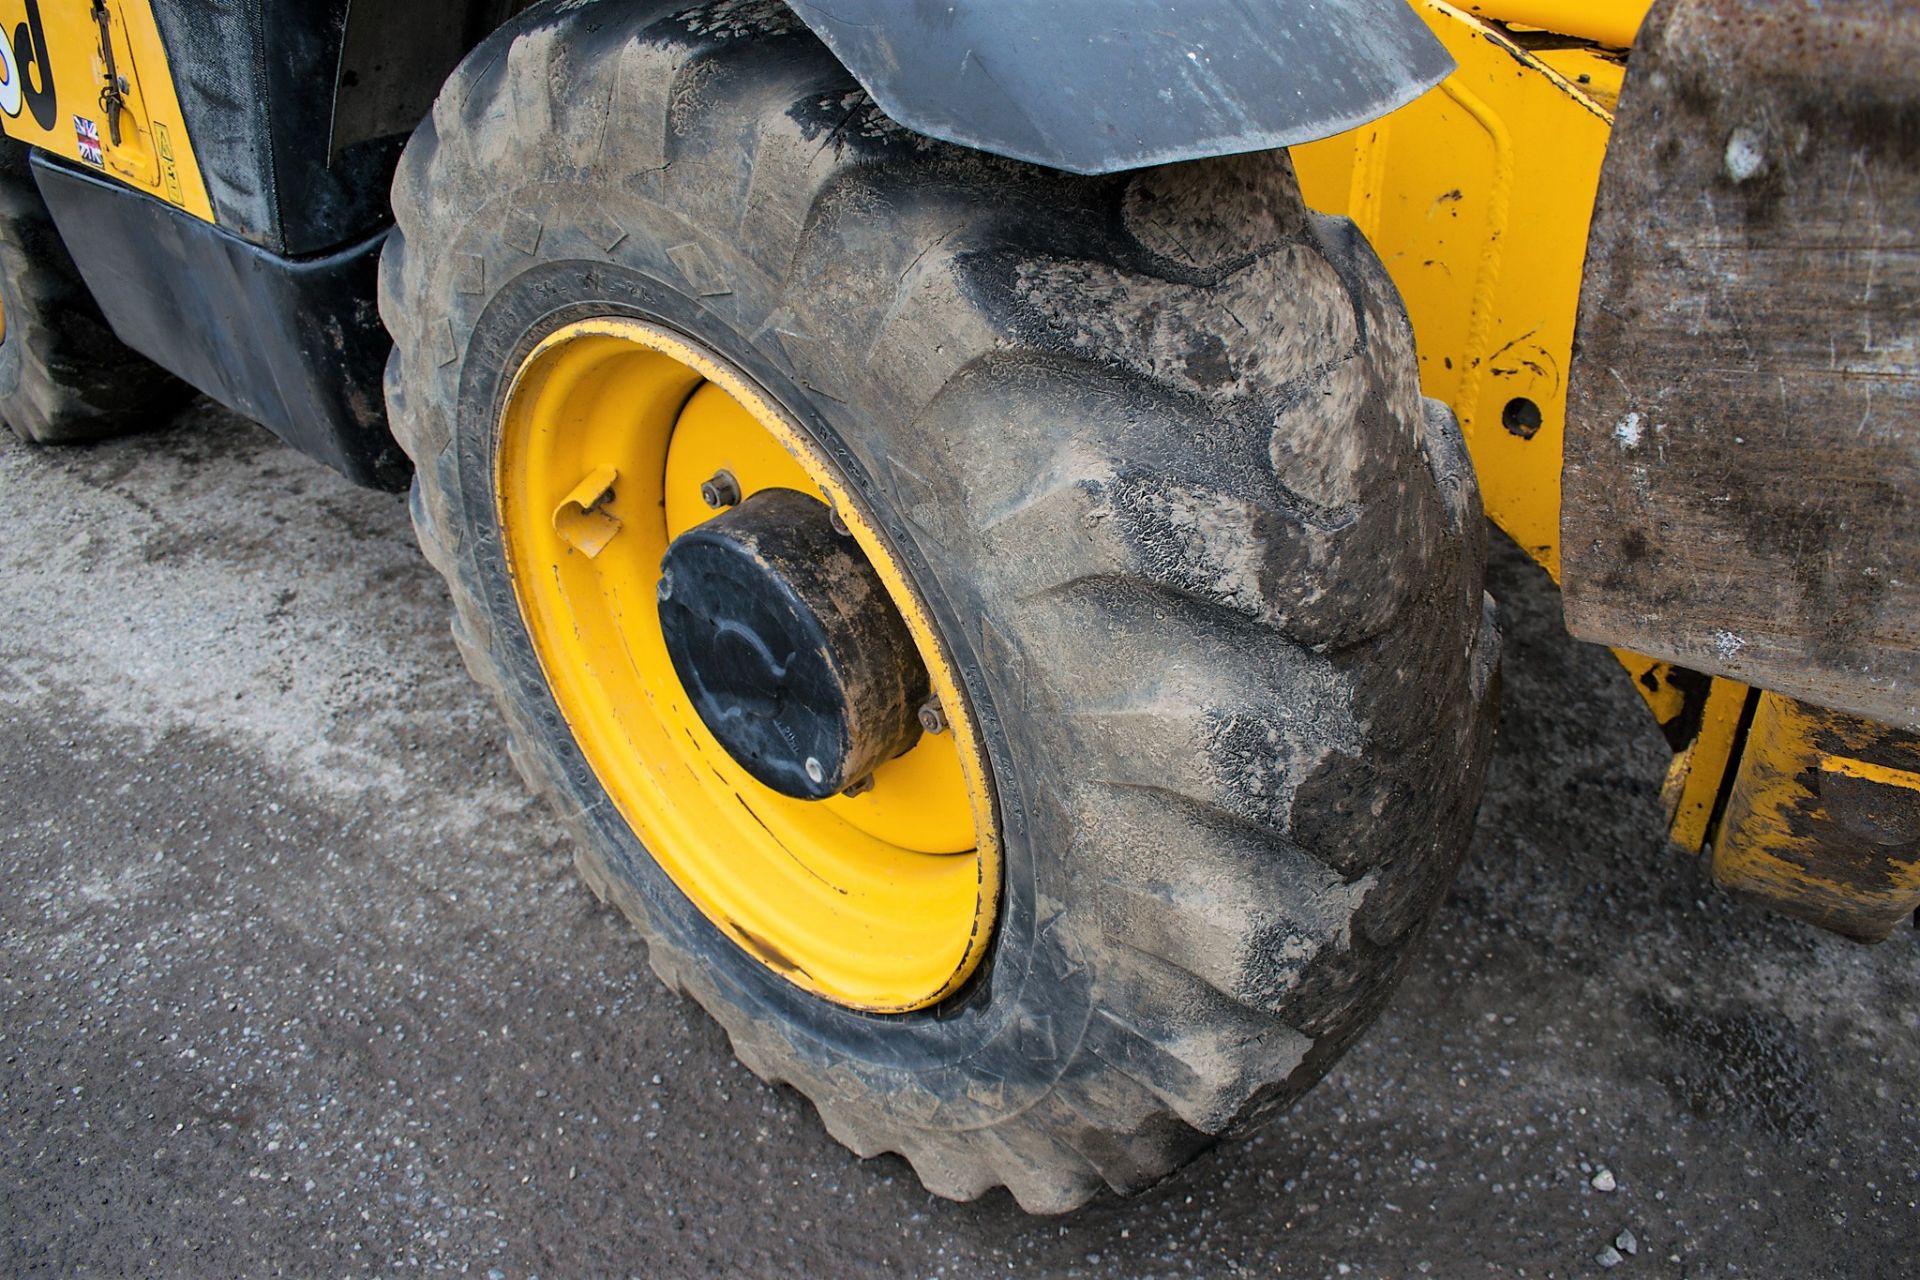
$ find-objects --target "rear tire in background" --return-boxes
[380,0,1500,1212]
[0,139,190,444]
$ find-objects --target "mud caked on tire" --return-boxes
[0,138,189,444]
[381,0,1500,1211]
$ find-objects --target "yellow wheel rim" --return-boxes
[495,318,998,1012]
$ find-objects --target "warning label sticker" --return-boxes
[154,121,183,205]
[74,115,103,167]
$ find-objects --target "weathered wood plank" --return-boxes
[1561,0,1920,731]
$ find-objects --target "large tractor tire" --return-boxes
[0,139,189,444]
[380,0,1499,1212]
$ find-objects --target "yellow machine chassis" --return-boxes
[1292,0,1750,853]
[0,0,213,220]
[8,0,1899,941]
[1296,0,1920,940]
[494,319,999,1012]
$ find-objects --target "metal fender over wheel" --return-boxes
[380,0,1499,1212]
[0,141,190,444]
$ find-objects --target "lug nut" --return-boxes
[700,469,742,510]
[842,774,874,798]
[827,505,852,538]
[917,697,948,736]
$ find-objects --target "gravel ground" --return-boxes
[2,403,1915,1278]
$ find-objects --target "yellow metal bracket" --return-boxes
[1662,678,1753,852]
[552,465,621,558]
[1713,694,1920,940]
[1463,1,1653,49]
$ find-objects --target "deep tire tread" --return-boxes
[0,140,190,443]
[381,0,1497,1213]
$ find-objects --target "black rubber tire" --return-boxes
[0,139,190,444]
[380,0,1500,1213]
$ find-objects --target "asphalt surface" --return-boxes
[2,402,1915,1279]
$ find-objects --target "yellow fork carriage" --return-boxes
[2,0,1913,1211]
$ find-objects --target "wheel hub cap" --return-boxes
[658,488,929,799]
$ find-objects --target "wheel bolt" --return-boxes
[700,469,742,509]
[918,698,947,736]
[827,505,852,538]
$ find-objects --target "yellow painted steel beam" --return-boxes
[1713,694,1920,941]
[1463,1,1654,48]
[1662,678,1753,853]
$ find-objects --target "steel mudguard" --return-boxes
[785,0,1453,174]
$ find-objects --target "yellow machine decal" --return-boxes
[0,0,211,220]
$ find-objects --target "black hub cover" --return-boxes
[656,488,929,800]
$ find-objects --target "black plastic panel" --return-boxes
[33,155,406,491]
[147,0,399,255]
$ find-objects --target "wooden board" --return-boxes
[1560,0,1920,732]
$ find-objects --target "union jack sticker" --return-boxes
[74,116,104,168]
